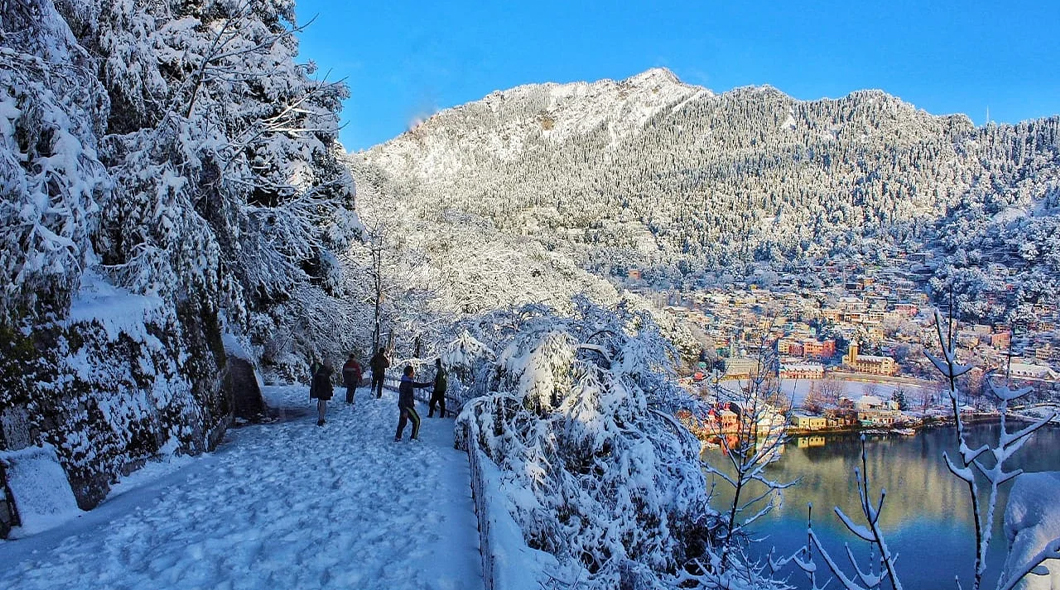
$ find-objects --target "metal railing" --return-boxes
[465,424,497,590]
[379,373,464,417]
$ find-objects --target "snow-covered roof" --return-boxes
[781,362,824,371]
[1009,363,1051,377]
[857,395,884,406]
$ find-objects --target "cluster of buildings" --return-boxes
[792,394,904,430]
[647,252,1060,438]
[654,269,1059,390]
[676,392,789,448]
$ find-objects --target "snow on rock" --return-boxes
[366,67,701,177]
[222,331,254,363]
[66,269,164,342]
[0,445,84,537]
[1001,471,1060,590]
[2,0,362,533]
[0,385,483,590]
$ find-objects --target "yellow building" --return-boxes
[792,414,828,431]
[845,342,896,376]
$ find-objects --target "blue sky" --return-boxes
[293,0,1060,152]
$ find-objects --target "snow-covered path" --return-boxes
[0,386,484,590]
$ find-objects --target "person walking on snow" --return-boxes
[342,353,362,404]
[395,365,430,441]
[427,358,448,418]
[370,347,390,399]
[310,361,334,426]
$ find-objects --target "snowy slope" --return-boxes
[367,67,701,178]
[355,67,1060,311]
[0,385,483,590]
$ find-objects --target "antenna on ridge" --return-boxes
[985,107,990,126]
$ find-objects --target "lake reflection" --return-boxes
[702,423,1060,589]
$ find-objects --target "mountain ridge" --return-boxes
[354,68,1059,320]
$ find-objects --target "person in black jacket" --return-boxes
[369,347,390,399]
[428,358,447,418]
[310,361,334,426]
[395,365,430,441]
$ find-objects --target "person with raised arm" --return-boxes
[394,365,430,441]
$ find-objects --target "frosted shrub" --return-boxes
[456,300,757,588]
[0,0,109,318]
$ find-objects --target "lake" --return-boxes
[702,422,1060,589]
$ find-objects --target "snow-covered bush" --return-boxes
[0,0,109,319]
[455,298,742,588]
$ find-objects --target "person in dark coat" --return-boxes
[310,361,334,426]
[395,365,430,441]
[342,354,363,404]
[427,358,448,418]
[370,347,390,399]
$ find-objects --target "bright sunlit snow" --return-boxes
[0,386,484,590]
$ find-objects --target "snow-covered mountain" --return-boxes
[369,67,707,175]
[355,68,1060,319]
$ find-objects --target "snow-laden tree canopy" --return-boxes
[2,0,361,330]
[454,298,722,588]
[0,0,363,508]
[0,0,109,317]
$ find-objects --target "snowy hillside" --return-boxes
[0,0,362,524]
[344,152,700,364]
[356,68,1060,320]
[369,67,705,175]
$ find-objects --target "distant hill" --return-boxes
[353,68,1060,320]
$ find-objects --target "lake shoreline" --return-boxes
[786,410,1059,438]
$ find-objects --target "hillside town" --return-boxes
[648,262,1060,437]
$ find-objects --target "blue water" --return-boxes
[702,423,1060,589]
